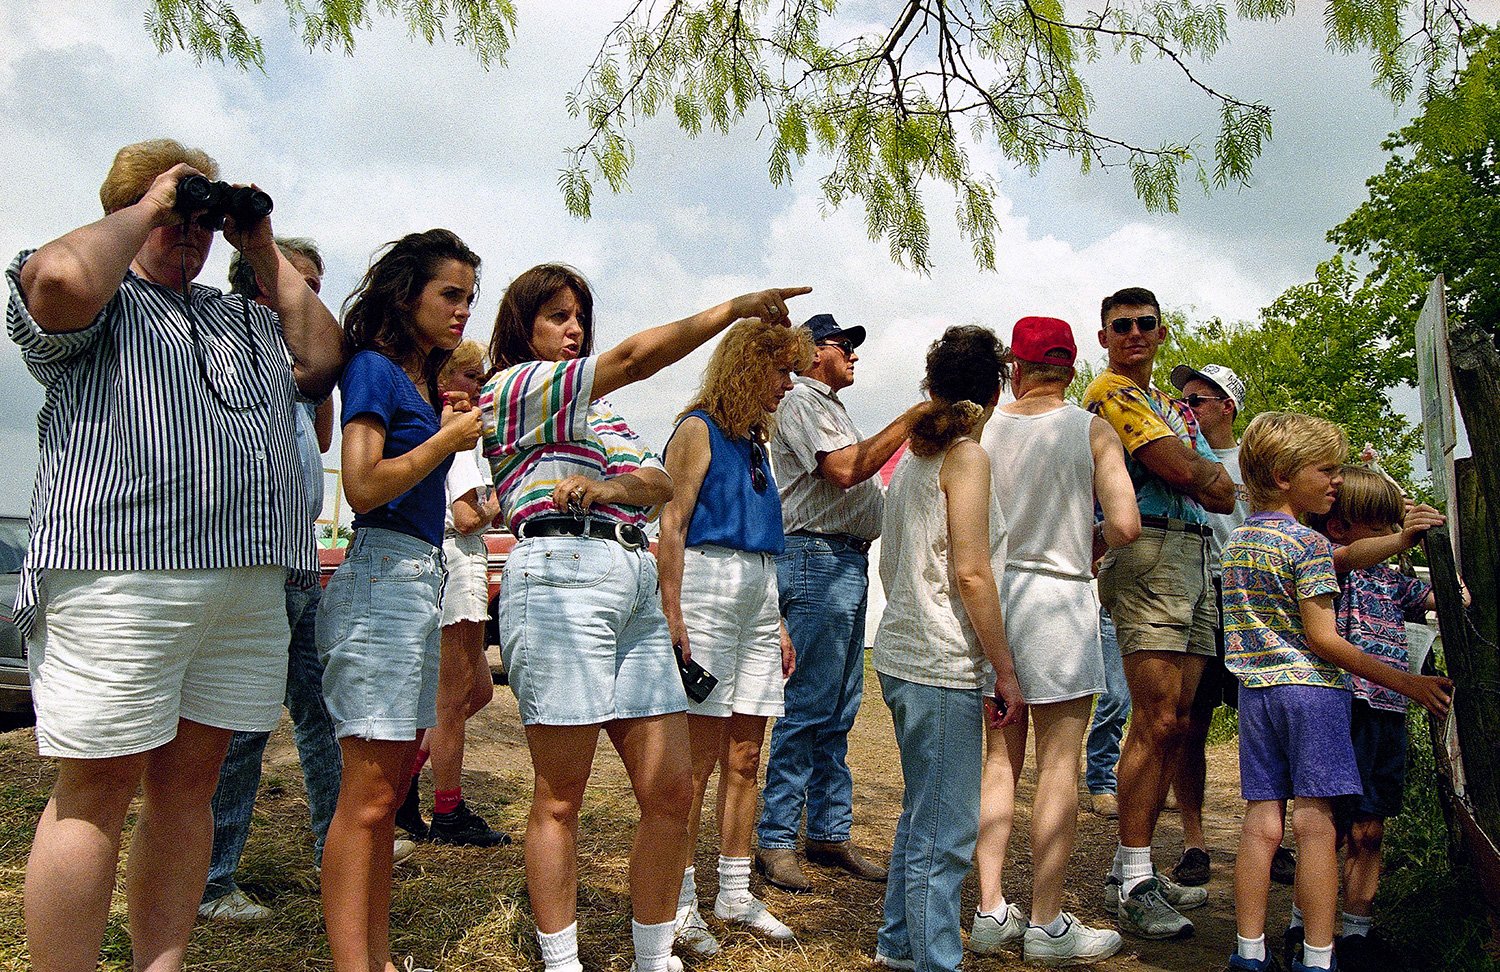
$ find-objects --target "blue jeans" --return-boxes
[876,674,982,972]
[1084,606,1131,794]
[203,580,342,904]
[757,533,868,848]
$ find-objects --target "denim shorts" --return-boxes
[316,528,444,741]
[1238,684,1362,802]
[499,534,687,726]
[441,531,490,626]
[1337,700,1408,821]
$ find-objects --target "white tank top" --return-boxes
[982,404,1096,581]
[873,440,1008,690]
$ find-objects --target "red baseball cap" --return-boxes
[1011,316,1077,366]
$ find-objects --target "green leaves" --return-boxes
[146,0,517,69]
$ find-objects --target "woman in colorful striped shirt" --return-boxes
[481,264,808,972]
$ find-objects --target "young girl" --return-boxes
[396,339,509,847]
[657,318,814,952]
[317,229,484,972]
[872,325,1024,972]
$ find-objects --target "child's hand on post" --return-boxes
[1399,502,1445,547]
[1403,671,1453,718]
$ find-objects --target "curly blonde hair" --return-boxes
[100,139,218,215]
[679,319,815,440]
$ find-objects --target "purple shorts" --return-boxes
[1237,684,1362,802]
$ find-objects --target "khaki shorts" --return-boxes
[1097,525,1217,657]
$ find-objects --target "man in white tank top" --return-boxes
[969,317,1139,965]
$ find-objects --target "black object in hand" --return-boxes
[176,174,273,230]
[674,644,718,704]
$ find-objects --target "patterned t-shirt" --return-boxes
[1335,558,1431,712]
[1083,369,1218,525]
[480,356,665,533]
[1222,512,1346,689]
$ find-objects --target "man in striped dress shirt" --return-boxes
[6,139,343,971]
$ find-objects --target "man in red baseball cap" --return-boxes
[968,316,1140,965]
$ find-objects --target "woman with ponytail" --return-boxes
[869,325,1024,972]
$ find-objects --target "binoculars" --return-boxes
[174,174,273,230]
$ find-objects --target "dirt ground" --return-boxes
[0,663,1270,971]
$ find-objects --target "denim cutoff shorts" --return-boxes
[500,534,687,726]
[317,527,444,741]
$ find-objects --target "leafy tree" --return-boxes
[146,0,1478,271]
[1151,257,1423,483]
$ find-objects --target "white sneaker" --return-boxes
[968,903,1026,954]
[1104,871,1207,912]
[197,888,271,922]
[400,959,434,972]
[1023,913,1123,966]
[714,891,795,939]
[873,950,916,970]
[627,958,683,972]
[394,838,417,865]
[674,903,721,956]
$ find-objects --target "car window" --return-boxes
[0,520,27,573]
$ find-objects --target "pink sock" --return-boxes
[435,787,462,815]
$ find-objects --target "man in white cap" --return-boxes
[1165,362,1259,887]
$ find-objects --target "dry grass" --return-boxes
[0,661,1262,972]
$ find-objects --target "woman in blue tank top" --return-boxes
[657,318,814,950]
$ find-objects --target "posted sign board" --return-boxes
[1415,275,1460,561]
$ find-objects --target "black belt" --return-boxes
[788,530,872,554]
[1139,514,1212,538]
[518,516,648,550]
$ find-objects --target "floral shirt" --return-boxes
[1335,558,1431,712]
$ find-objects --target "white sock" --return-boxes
[1237,934,1267,961]
[538,923,583,972]
[978,895,1010,919]
[1289,904,1305,930]
[1302,940,1334,969]
[717,855,751,901]
[1118,844,1154,898]
[631,918,675,972]
[678,866,698,912]
[1341,912,1372,938]
[1033,913,1067,936]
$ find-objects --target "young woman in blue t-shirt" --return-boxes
[316,228,483,972]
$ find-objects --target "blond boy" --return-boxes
[1220,414,1451,972]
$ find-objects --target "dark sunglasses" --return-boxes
[1107,314,1159,334]
[1183,394,1230,408]
[820,339,854,356]
[749,441,768,493]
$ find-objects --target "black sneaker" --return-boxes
[395,775,429,841]
[1171,847,1211,886]
[1270,846,1296,885]
[1337,931,1380,972]
[1282,925,1304,970]
[429,800,511,847]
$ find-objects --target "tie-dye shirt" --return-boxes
[1222,512,1345,689]
[1082,369,1217,525]
[480,357,665,534]
[1335,558,1431,713]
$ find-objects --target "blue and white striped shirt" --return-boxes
[6,249,316,635]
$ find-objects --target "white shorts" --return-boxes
[442,532,490,626]
[29,566,289,759]
[984,570,1104,705]
[679,545,785,718]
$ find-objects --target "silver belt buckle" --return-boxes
[614,520,643,550]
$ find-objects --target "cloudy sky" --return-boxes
[0,0,1446,518]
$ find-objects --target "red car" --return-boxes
[318,529,518,651]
